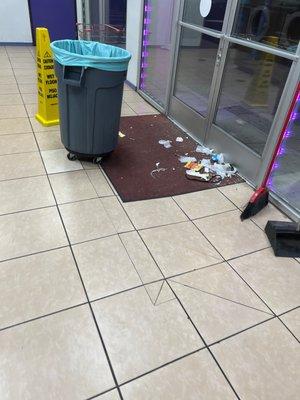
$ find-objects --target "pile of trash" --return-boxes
[157,137,238,183]
[178,144,237,183]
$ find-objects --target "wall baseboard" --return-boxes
[0,42,33,46]
[125,79,137,90]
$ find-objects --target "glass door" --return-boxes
[168,0,300,184]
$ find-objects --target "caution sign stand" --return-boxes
[244,36,279,107]
[35,28,59,126]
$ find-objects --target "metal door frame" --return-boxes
[166,0,299,186]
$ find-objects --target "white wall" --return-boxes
[126,0,143,87]
[0,0,32,43]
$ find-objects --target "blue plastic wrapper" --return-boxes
[50,40,131,72]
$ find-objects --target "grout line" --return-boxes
[85,167,161,306]
[89,277,165,304]
[169,279,274,316]
[9,57,124,400]
[0,244,70,265]
[3,51,298,394]
[277,316,300,343]
[101,189,242,399]
[277,305,300,317]
[0,302,88,333]
[208,315,276,347]
[117,347,205,389]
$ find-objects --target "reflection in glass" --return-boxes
[269,97,300,213]
[174,29,219,117]
[215,44,292,156]
[233,0,300,53]
[139,0,176,107]
[183,0,228,31]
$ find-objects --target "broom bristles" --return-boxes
[240,189,269,220]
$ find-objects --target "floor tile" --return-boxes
[92,286,202,383]
[0,247,85,329]
[121,103,136,116]
[218,183,254,209]
[174,189,236,220]
[0,117,32,135]
[49,170,97,204]
[212,319,300,400]
[0,305,114,400]
[123,197,188,229]
[11,60,36,68]
[30,117,59,132]
[0,175,54,215]
[0,84,19,95]
[101,196,134,233]
[0,152,45,181]
[34,130,63,150]
[121,350,235,400]
[86,169,114,197]
[0,105,27,118]
[14,69,36,78]
[73,235,141,300]
[24,103,36,117]
[0,133,37,155]
[144,280,175,305]
[18,84,37,94]
[128,101,158,115]
[119,231,163,284]
[280,308,300,340]
[229,248,300,314]
[251,203,290,229]
[0,207,67,261]
[16,76,36,84]
[0,77,16,85]
[41,149,83,174]
[124,83,134,91]
[169,263,271,344]
[0,69,14,78]
[81,160,99,170]
[140,221,223,277]
[0,93,22,105]
[123,91,142,103]
[59,198,116,244]
[21,93,37,104]
[194,210,270,260]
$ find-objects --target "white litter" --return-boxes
[176,137,183,142]
[151,167,167,178]
[186,170,210,181]
[159,139,172,149]
[196,144,214,155]
[178,156,197,163]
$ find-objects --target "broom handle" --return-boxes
[261,82,300,189]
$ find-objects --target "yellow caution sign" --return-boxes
[245,36,279,107]
[35,28,59,126]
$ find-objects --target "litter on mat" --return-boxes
[154,138,238,183]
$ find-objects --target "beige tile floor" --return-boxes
[0,46,299,400]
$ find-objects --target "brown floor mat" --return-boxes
[101,115,244,202]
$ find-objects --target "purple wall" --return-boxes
[28,0,77,44]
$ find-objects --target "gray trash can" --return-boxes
[50,40,131,162]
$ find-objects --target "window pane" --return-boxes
[215,44,292,156]
[269,96,300,213]
[182,0,228,31]
[233,1,300,53]
[174,29,219,117]
[140,0,176,107]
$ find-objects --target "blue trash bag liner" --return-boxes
[50,40,131,72]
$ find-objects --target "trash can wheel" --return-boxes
[92,156,102,164]
[67,152,78,161]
